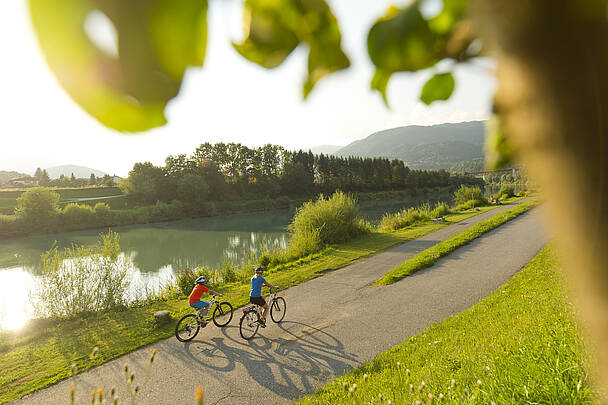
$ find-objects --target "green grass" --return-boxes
[297,246,594,404]
[0,199,526,403]
[376,200,538,285]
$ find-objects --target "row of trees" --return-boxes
[32,168,115,187]
[120,142,484,205]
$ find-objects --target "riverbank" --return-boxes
[0,198,529,403]
[0,187,456,240]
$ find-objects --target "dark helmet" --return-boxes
[255,266,264,274]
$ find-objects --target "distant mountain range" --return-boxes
[0,170,28,184]
[46,165,107,179]
[334,121,485,170]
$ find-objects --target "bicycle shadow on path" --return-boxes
[169,321,358,400]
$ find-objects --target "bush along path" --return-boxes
[8,199,545,404]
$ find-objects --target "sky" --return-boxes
[1,0,496,177]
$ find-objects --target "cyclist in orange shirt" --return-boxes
[189,275,222,326]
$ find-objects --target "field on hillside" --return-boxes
[0,187,123,214]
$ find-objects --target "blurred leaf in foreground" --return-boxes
[28,0,207,132]
[233,0,350,98]
[420,72,455,105]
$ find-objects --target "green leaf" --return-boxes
[371,69,392,106]
[367,4,443,74]
[420,72,455,105]
[233,0,350,98]
[484,113,515,169]
[28,0,208,132]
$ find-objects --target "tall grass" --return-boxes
[377,202,451,232]
[453,185,487,207]
[33,231,131,318]
[287,191,370,258]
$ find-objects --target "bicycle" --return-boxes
[175,295,233,342]
[239,288,286,340]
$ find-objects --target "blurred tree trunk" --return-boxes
[474,0,608,390]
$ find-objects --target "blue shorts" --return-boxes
[190,301,210,310]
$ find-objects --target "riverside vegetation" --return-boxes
[0,188,532,402]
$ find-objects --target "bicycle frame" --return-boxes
[196,295,218,323]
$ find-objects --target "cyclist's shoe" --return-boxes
[199,321,208,328]
[259,319,266,328]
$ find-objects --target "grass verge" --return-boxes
[0,198,526,403]
[297,245,594,404]
[376,200,538,286]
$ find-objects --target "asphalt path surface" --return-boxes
[14,201,549,405]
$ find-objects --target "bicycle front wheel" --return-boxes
[212,302,234,327]
[175,314,200,342]
[270,297,286,323]
[239,309,260,340]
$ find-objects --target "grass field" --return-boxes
[0,187,123,214]
[297,246,594,404]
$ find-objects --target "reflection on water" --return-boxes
[0,197,451,330]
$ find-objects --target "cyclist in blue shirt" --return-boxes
[250,266,278,327]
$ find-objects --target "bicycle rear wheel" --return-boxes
[212,302,234,327]
[175,314,200,342]
[270,297,286,323]
[239,309,260,340]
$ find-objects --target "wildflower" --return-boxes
[194,386,204,405]
[439,393,444,401]
[379,393,384,401]
[464,388,469,396]
[352,383,357,392]
[348,387,354,396]
[150,348,157,364]
[396,361,401,368]
[363,374,368,382]
[406,368,411,376]
[451,379,456,387]
[342,382,348,391]
[477,380,482,388]
[388,401,392,405]
[428,393,434,402]
[69,386,75,404]
[97,389,103,402]
[409,384,414,391]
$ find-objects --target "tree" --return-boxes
[26,0,608,387]
[39,169,50,186]
[120,163,165,204]
[89,173,97,185]
[34,167,42,180]
[14,187,60,228]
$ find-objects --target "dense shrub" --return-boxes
[93,202,111,221]
[61,203,96,226]
[33,231,131,318]
[14,187,60,228]
[453,185,487,207]
[497,184,516,199]
[287,191,369,257]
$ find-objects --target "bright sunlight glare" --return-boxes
[0,268,35,331]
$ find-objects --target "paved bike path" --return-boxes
[14,200,549,405]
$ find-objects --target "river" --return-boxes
[0,196,451,330]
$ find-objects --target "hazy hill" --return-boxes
[335,121,485,170]
[0,170,28,184]
[309,145,342,155]
[46,165,107,179]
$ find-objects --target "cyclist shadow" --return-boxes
[178,321,358,399]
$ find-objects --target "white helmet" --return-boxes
[195,275,207,284]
